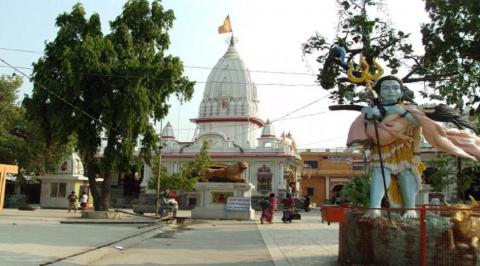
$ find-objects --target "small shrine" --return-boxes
[191,162,255,220]
[38,153,97,209]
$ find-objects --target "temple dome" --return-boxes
[55,152,84,175]
[198,38,259,119]
[161,122,175,139]
[261,119,276,137]
[193,37,263,148]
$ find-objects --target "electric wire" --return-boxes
[0,56,112,130]
[0,64,319,87]
[0,47,318,77]
[0,56,340,147]
[0,50,348,147]
[272,95,328,122]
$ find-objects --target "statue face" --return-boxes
[379,79,402,104]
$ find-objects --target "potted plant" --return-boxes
[321,175,370,225]
[340,174,370,208]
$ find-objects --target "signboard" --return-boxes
[226,197,251,211]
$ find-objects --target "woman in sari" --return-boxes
[264,193,277,224]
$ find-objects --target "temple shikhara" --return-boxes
[141,37,301,203]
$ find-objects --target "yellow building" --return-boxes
[300,149,365,206]
[0,164,18,211]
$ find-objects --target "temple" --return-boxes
[141,37,301,205]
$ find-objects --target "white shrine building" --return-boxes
[38,153,98,209]
[142,37,302,200]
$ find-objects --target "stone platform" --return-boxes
[191,182,255,220]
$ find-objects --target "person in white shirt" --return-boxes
[166,198,178,217]
[80,191,88,211]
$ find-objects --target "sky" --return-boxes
[0,0,429,149]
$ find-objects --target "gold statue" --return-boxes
[445,195,480,250]
[199,161,248,183]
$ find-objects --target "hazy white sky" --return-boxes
[0,0,429,149]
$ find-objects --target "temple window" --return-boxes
[50,182,67,198]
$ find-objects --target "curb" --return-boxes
[60,220,156,225]
[46,224,169,265]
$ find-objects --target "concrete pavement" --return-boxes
[257,211,339,266]
[0,208,164,266]
[0,208,340,266]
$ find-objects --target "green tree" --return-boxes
[457,165,479,201]
[303,0,418,104]
[422,0,480,197]
[303,0,480,202]
[148,141,211,192]
[147,168,194,193]
[0,74,24,165]
[424,154,456,192]
[421,0,480,109]
[0,74,71,181]
[24,1,194,210]
[181,141,212,183]
[303,0,480,110]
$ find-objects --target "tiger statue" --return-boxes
[199,161,248,183]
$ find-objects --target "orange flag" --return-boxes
[218,15,232,34]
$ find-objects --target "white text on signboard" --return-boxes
[226,197,250,211]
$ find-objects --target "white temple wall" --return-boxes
[197,122,259,148]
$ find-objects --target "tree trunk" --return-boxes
[85,157,101,211]
[100,171,112,210]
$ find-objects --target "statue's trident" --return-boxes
[346,54,391,219]
[347,54,384,97]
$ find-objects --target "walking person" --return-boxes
[264,193,277,224]
[80,191,88,212]
[259,196,271,224]
[67,191,78,213]
[282,193,295,223]
[303,195,311,212]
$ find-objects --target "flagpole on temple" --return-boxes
[218,15,234,47]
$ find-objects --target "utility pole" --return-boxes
[156,120,163,216]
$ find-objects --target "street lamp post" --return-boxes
[156,120,163,216]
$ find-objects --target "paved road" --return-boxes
[0,209,163,266]
[0,208,339,266]
[89,219,273,266]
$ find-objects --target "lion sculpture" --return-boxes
[199,161,248,183]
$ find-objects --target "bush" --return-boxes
[340,175,370,207]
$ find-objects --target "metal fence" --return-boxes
[338,205,480,266]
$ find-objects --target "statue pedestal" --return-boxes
[191,182,255,220]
